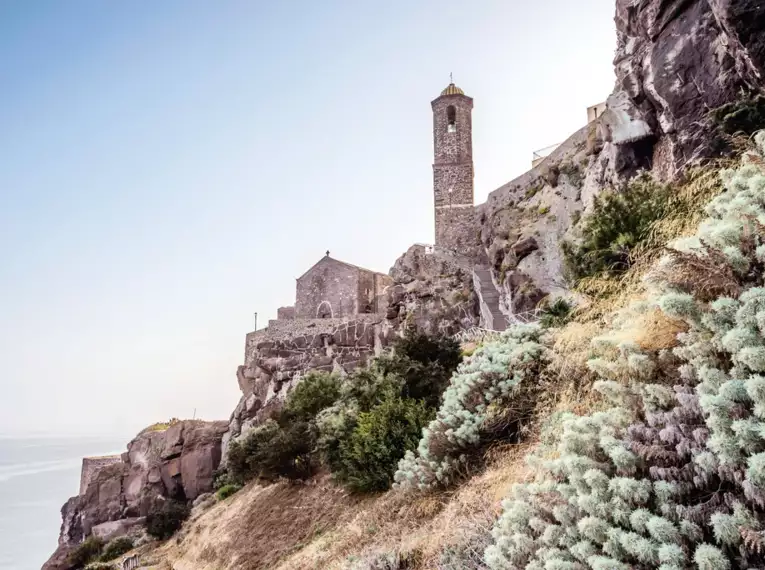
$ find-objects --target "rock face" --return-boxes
[385,243,480,334]
[610,0,765,174]
[476,0,765,318]
[222,315,396,465]
[44,420,227,570]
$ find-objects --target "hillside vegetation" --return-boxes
[138,134,765,570]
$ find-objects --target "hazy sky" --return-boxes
[0,1,616,438]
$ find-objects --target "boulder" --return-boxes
[91,517,145,542]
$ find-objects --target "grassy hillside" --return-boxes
[133,135,765,570]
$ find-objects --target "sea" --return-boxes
[0,435,127,570]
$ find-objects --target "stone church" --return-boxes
[282,253,393,320]
[273,81,480,325]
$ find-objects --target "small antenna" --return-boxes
[450,72,453,84]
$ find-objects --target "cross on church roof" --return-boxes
[326,250,330,257]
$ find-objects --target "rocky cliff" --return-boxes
[610,0,765,174]
[42,2,765,567]
[44,419,227,569]
[478,0,765,319]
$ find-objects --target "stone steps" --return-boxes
[472,265,508,332]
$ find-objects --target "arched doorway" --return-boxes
[316,301,333,319]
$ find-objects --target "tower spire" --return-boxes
[450,71,453,84]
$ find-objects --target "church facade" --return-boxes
[275,253,392,322]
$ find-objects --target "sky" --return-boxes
[0,0,617,438]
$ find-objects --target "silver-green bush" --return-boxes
[394,324,544,491]
[484,132,765,569]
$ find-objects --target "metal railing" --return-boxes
[532,142,562,161]
[452,327,503,344]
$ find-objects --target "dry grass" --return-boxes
[145,442,536,570]
[139,418,182,434]
[648,246,742,302]
[631,308,688,351]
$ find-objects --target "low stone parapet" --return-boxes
[79,455,123,496]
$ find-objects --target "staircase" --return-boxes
[472,266,508,332]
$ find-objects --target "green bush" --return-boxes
[215,483,241,500]
[225,332,461,493]
[87,564,116,570]
[212,468,234,490]
[562,173,671,280]
[334,394,434,492]
[67,535,103,568]
[711,94,765,135]
[538,297,572,328]
[145,499,190,540]
[281,371,342,423]
[98,536,133,561]
[227,419,313,483]
[376,331,461,407]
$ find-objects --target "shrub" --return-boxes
[394,324,544,491]
[280,372,342,423]
[334,394,434,492]
[355,549,423,569]
[225,332,461,492]
[215,483,241,500]
[98,536,133,561]
[86,565,116,570]
[483,131,765,570]
[559,160,583,187]
[376,331,462,407]
[711,94,765,136]
[67,535,103,568]
[146,499,190,540]
[227,418,313,483]
[563,174,672,280]
[538,297,572,328]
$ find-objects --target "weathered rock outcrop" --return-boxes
[44,420,227,570]
[222,315,396,465]
[477,0,765,319]
[385,243,479,334]
[609,0,765,175]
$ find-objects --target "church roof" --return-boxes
[296,255,388,281]
[440,82,465,96]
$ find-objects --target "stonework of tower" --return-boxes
[432,82,477,257]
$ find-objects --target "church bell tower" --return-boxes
[432,80,475,255]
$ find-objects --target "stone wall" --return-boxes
[295,257,358,318]
[79,455,123,496]
[224,315,395,463]
[244,314,384,367]
[276,306,295,320]
[435,206,480,259]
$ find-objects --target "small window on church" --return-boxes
[447,105,456,132]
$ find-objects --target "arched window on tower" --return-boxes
[446,105,456,133]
